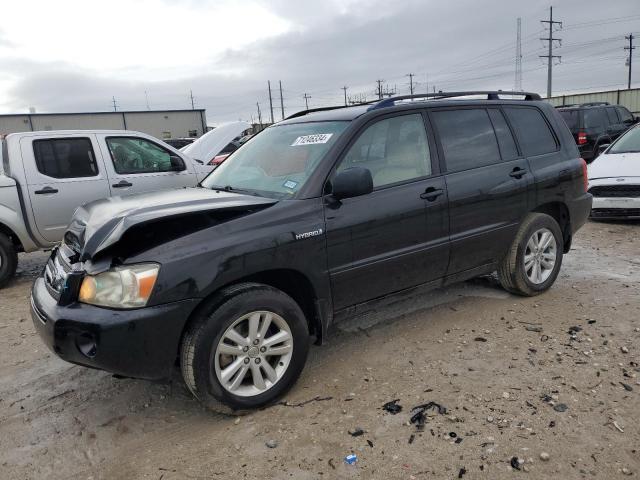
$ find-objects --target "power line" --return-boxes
[540,6,562,98]
[625,34,635,89]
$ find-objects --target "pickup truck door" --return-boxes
[20,134,111,244]
[96,134,198,196]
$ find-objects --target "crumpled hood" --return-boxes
[181,121,250,163]
[588,152,640,180]
[66,187,277,261]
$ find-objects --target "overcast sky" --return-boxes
[0,0,639,124]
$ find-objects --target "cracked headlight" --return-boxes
[78,264,160,309]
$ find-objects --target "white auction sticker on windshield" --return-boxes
[291,133,333,146]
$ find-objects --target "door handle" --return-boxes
[509,167,526,179]
[112,180,133,188]
[34,187,58,195]
[420,187,444,201]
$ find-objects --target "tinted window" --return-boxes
[33,138,98,178]
[504,107,558,157]
[106,137,181,174]
[559,110,580,130]
[605,107,619,124]
[488,109,519,161]
[432,108,500,172]
[338,113,431,188]
[609,126,640,154]
[616,106,634,123]
[583,108,607,129]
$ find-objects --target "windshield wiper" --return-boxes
[209,185,262,197]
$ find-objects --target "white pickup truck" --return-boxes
[0,123,248,287]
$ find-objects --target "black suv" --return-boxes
[31,91,592,410]
[557,102,637,162]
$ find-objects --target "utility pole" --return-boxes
[303,93,311,110]
[279,80,285,120]
[515,18,523,91]
[112,96,118,112]
[190,90,195,110]
[406,73,415,95]
[376,79,384,100]
[256,102,263,129]
[625,34,635,89]
[144,90,150,110]
[341,86,348,106]
[540,6,562,99]
[267,81,274,124]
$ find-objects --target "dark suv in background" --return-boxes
[31,91,592,410]
[557,102,637,162]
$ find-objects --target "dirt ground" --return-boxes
[0,220,639,480]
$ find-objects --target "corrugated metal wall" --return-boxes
[547,88,640,113]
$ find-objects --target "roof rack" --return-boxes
[368,91,542,111]
[285,101,377,121]
[580,102,610,107]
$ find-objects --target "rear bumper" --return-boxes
[31,277,200,380]
[567,192,593,233]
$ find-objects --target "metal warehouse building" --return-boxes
[0,109,207,140]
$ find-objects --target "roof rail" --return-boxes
[284,101,377,121]
[555,104,578,108]
[367,91,542,111]
[580,101,610,107]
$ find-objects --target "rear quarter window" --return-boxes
[504,107,558,157]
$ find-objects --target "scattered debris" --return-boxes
[382,399,403,414]
[474,337,487,342]
[613,421,625,433]
[277,396,332,407]
[344,454,357,465]
[455,437,463,444]
[265,439,278,448]
[408,434,415,444]
[621,346,630,354]
[328,458,336,470]
[553,403,568,412]
[511,456,522,470]
[525,325,543,333]
[458,467,467,478]
[568,326,583,334]
[620,382,633,392]
[367,440,374,448]
[540,452,550,461]
[502,392,510,399]
[622,467,632,476]
[449,432,457,438]
[348,428,365,437]
[588,319,596,324]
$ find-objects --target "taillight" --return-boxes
[577,131,587,145]
[581,158,588,192]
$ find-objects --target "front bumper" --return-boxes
[31,277,200,380]
[591,196,640,219]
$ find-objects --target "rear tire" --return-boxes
[497,213,563,296]
[180,283,310,411]
[0,233,18,289]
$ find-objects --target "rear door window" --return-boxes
[432,108,500,172]
[488,109,519,161]
[605,107,620,124]
[32,138,98,178]
[504,107,558,157]
[583,108,607,129]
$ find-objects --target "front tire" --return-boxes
[180,283,310,411]
[497,213,563,296]
[0,233,18,289]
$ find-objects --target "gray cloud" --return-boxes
[1,0,639,124]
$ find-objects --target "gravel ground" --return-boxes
[0,220,639,479]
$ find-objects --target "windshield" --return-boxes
[201,121,349,198]
[609,126,640,154]
[559,110,579,130]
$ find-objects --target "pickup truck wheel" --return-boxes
[497,213,563,297]
[0,233,18,289]
[180,283,310,411]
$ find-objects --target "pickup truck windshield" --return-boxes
[609,126,640,154]
[201,121,348,198]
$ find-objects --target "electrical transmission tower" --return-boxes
[341,86,348,106]
[515,18,523,91]
[625,34,635,89]
[540,6,562,98]
[406,73,415,95]
[376,79,384,100]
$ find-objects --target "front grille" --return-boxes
[591,208,640,218]
[589,185,640,198]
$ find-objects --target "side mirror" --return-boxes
[598,144,610,154]
[331,167,373,200]
[170,155,186,171]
